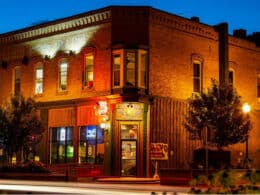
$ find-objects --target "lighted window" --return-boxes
[59,60,68,91]
[14,66,21,96]
[138,50,148,88]
[113,54,121,87]
[193,62,202,93]
[228,69,234,85]
[125,52,136,87]
[35,63,43,95]
[112,48,148,91]
[84,54,94,88]
[50,127,74,164]
[78,126,104,164]
[257,74,260,98]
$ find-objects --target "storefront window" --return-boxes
[50,127,74,164]
[78,125,104,164]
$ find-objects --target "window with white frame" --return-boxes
[59,60,68,91]
[138,50,148,89]
[125,51,136,87]
[35,63,43,95]
[112,49,148,90]
[193,62,202,93]
[83,54,94,88]
[14,66,21,96]
[113,54,121,87]
[112,50,123,88]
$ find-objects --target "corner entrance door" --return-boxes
[120,123,138,176]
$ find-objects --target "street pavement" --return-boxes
[0,179,190,194]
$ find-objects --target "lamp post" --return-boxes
[242,103,251,160]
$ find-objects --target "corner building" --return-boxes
[0,6,259,177]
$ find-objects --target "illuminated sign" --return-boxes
[97,101,108,115]
[60,128,66,141]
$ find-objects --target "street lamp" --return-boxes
[242,102,251,160]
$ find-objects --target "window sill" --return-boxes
[82,86,94,92]
[57,90,68,95]
[34,93,43,98]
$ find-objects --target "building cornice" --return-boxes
[229,36,260,52]
[0,9,111,45]
[150,8,218,41]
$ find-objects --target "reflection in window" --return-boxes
[125,52,136,87]
[78,126,104,164]
[50,127,74,164]
[35,63,43,94]
[14,66,21,96]
[139,50,147,88]
[120,124,138,139]
[113,54,121,87]
[120,124,138,176]
[84,54,94,88]
[59,60,68,91]
[193,62,201,93]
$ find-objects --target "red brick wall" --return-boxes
[0,23,111,103]
[229,36,260,168]
[149,12,219,99]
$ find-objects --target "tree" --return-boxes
[184,79,251,149]
[0,95,44,163]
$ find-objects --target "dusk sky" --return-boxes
[0,0,259,35]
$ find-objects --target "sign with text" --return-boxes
[151,143,168,160]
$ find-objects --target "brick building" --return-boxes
[0,6,259,177]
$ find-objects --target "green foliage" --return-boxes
[242,169,260,185]
[189,168,260,194]
[184,79,251,149]
[0,95,45,162]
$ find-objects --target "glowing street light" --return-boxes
[242,102,251,161]
[242,102,251,114]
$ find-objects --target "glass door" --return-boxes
[120,123,138,176]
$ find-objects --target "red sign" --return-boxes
[151,143,168,160]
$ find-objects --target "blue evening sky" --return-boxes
[0,0,259,35]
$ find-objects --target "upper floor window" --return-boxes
[59,60,68,91]
[113,50,123,88]
[138,50,148,88]
[14,66,21,96]
[193,62,202,93]
[228,69,234,86]
[125,52,136,87]
[35,63,43,95]
[257,73,260,99]
[113,54,121,87]
[112,49,148,90]
[84,53,94,89]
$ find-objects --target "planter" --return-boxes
[193,148,231,169]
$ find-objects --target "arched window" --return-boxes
[84,53,94,88]
[35,63,44,95]
[58,59,68,91]
[193,61,202,93]
[191,53,204,94]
